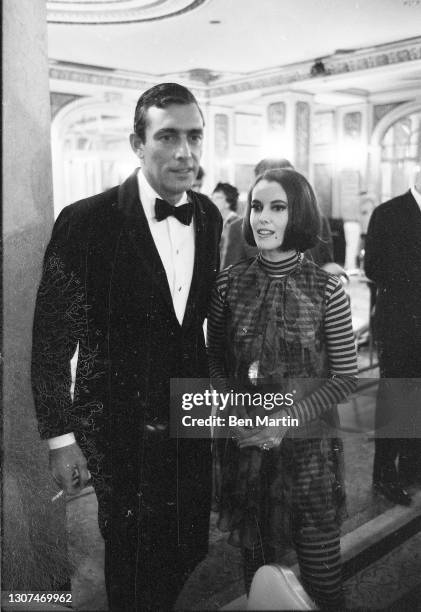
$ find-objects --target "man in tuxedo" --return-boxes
[365,172,421,505]
[32,83,222,610]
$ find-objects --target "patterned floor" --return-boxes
[344,531,421,610]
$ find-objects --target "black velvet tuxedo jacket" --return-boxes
[365,189,421,352]
[32,169,222,565]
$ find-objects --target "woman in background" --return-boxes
[208,169,357,609]
[211,182,240,264]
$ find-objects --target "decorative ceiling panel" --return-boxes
[46,0,210,24]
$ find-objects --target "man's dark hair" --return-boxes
[243,169,321,252]
[254,158,294,177]
[133,82,203,142]
[212,182,239,212]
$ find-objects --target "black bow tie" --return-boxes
[155,198,193,226]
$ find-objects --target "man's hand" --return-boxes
[49,443,90,496]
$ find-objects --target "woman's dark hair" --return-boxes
[243,169,321,252]
[133,82,203,142]
[212,182,239,212]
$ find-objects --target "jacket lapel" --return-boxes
[404,190,421,256]
[182,190,207,330]
[116,170,175,315]
[405,190,421,221]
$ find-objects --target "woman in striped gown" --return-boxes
[207,168,358,609]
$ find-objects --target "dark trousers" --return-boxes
[100,494,194,612]
[103,519,188,611]
[374,335,421,483]
[95,436,211,611]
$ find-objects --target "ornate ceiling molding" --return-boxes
[208,38,421,97]
[46,0,210,24]
[49,37,421,100]
[49,60,206,99]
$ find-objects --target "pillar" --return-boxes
[3,0,69,591]
[336,104,370,269]
[262,92,314,177]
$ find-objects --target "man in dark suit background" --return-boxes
[32,83,222,610]
[365,171,421,505]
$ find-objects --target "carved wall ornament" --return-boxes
[50,92,83,119]
[373,102,409,128]
[48,38,421,100]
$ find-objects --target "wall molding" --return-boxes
[49,61,206,99]
[49,37,421,100]
[208,37,421,97]
[50,92,83,119]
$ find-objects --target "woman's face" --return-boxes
[250,179,289,258]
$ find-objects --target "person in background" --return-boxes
[212,182,240,263]
[193,165,205,192]
[365,171,421,505]
[222,158,336,271]
[32,83,222,611]
[208,168,357,608]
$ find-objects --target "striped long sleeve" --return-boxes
[207,269,358,425]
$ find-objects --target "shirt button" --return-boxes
[178,286,182,292]
[176,250,179,255]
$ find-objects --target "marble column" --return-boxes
[264,92,314,177]
[3,0,69,590]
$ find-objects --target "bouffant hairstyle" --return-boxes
[212,182,239,212]
[243,169,321,252]
[254,157,293,177]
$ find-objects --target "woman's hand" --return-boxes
[235,410,290,450]
[227,401,255,442]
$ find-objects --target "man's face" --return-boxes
[130,103,204,204]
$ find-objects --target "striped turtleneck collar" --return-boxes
[258,251,301,278]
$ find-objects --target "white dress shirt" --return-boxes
[48,169,195,450]
[410,185,421,211]
[137,169,195,325]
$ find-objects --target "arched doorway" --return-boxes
[380,110,421,201]
[370,102,421,204]
[51,97,136,218]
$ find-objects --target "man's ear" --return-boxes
[129,133,144,159]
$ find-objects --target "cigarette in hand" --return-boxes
[51,470,91,502]
[51,490,64,502]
